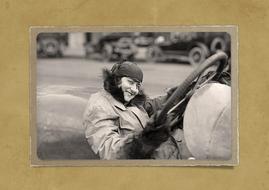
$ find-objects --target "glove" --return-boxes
[118,113,172,159]
[141,112,172,147]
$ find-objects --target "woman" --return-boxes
[83,61,190,159]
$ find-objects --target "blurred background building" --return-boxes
[37,32,231,65]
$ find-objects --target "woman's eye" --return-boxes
[128,80,134,85]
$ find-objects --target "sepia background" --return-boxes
[0,0,269,190]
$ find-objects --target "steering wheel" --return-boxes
[156,51,229,125]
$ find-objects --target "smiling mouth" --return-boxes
[126,91,135,96]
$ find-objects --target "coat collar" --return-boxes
[101,90,149,128]
[101,90,127,110]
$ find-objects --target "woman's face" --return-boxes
[118,77,140,102]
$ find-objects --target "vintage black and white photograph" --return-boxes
[31,27,238,165]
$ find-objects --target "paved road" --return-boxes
[37,58,194,99]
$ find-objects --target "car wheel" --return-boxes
[42,38,60,57]
[189,47,206,66]
[210,37,226,53]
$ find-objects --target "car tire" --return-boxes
[189,47,206,66]
[42,38,60,57]
[210,37,226,53]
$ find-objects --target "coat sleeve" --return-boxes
[83,95,133,160]
[144,87,177,117]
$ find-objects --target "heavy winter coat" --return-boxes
[83,69,190,159]
[84,89,149,159]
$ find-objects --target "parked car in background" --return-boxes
[85,33,136,61]
[104,37,137,61]
[148,32,231,65]
[85,32,156,62]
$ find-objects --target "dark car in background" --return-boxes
[85,32,155,62]
[148,32,231,65]
[85,32,137,61]
[102,36,137,61]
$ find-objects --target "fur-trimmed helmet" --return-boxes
[111,61,143,83]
